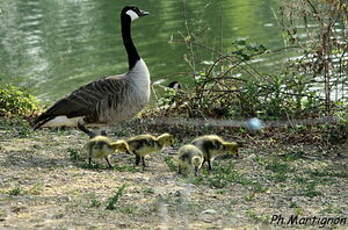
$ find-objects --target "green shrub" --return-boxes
[149,38,327,120]
[0,83,40,117]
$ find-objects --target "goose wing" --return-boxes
[33,75,127,129]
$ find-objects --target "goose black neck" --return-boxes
[121,15,140,70]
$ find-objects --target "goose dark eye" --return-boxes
[133,8,140,14]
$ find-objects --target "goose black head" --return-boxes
[122,6,149,22]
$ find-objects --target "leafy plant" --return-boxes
[0,83,40,117]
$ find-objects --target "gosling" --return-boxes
[177,144,204,176]
[84,136,129,168]
[127,133,174,170]
[191,135,239,170]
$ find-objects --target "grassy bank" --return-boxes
[0,117,347,229]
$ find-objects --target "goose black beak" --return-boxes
[140,10,150,16]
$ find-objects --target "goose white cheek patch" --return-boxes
[126,10,139,21]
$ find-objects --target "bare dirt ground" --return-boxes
[0,118,347,230]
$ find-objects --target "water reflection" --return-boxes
[0,0,284,102]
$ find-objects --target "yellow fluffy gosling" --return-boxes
[84,136,129,168]
[177,144,204,176]
[191,135,239,170]
[127,133,174,169]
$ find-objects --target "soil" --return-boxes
[0,117,347,230]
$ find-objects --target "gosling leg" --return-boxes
[142,157,146,170]
[194,166,199,176]
[105,157,113,169]
[88,156,92,166]
[207,160,212,171]
[202,159,206,167]
[100,130,108,136]
[135,154,141,166]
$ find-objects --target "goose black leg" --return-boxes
[77,122,95,138]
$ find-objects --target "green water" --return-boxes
[0,0,283,103]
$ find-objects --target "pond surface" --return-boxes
[0,0,283,102]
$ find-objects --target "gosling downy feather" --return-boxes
[127,133,174,169]
[177,144,204,176]
[191,135,239,170]
[33,6,150,136]
[84,135,129,168]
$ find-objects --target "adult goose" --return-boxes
[33,6,150,136]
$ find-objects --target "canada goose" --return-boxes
[126,133,174,170]
[33,6,150,136]
[84,135,129,168]
[191,135,239,170]
[177,144,204,176]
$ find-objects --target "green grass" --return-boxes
[164,156,177,172]
[87,192,102,208]
[8,187,22,196]
[296,181,322,198]
[142,187,155,195]
[27,183,44,195]
[113,165,138,173]
[79,161,137,172]
[281,150,305,161]
[106,184,127,210]
[265,159,293,174]
[245,210,270,224]
[67,148,80,161]
[118,205,138,215]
